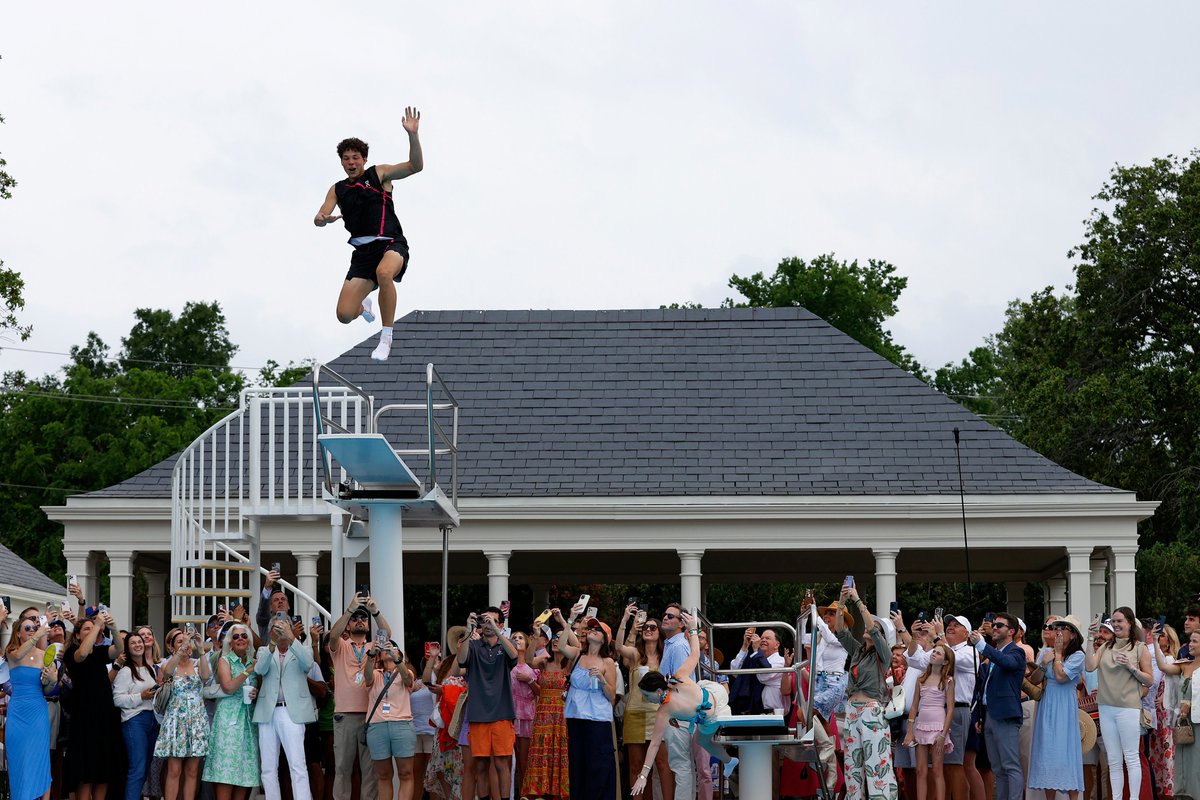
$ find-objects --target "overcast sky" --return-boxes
[3,3,1198,384]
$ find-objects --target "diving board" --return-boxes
[317,433,422,494]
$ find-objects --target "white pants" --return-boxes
[1099,704,1141,800]
[259,705,312,800]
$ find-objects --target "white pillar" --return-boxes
[1046,576,1068,618]
[247,519,262,630]
[873,548,899,620]
[1066,547,1093,625]
[1090,557,1109,620]
[1111,545,1138,612]
[64,551,97,613]
[486,551,511,608]
[679,551,704,613]
[1005,581,1026,621]
[370,504,405,648]
[331,512,345,617]
[296,551,320,625]
[146,572,167,634]
[106,551,136,631]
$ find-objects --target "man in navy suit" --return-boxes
[969,612,1026,800]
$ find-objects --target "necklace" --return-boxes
[350,641,367,664]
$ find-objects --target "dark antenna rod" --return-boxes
[953,427,973,602]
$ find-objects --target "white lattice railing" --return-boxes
[170,384,367,624]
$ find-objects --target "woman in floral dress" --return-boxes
[154,626,212,800]
[521,630,571,800]
[1151,624,1182,799]
[202,623,260,798]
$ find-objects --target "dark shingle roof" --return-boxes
[0,541,68,595]
[83,307,1120,499]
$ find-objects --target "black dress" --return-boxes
[63,644,125,789]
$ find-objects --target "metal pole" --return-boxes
[953,427,973,602]
[441,524,450,649]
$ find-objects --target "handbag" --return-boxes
[448,687,469,740]
[883,681,905,720]
[359,668,401,747]
[153,677,172,722]
[1177,717,1196,746]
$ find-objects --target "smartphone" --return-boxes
[805,588,815,601]
[312,616,322,627]
[185,622,196,635]
[270,561,281,574]
[357,583,370,596]
[917,611,927,622]
[984,612,995,623]
[747,626,757,635]
[628,596,640,607]
[934,607,944,619]
[1159,614,1167,627]
[68,574,79,587]
[291,615,302,626]
[98,603,108,613]
[60,600,70,613]
[635,609,648,626]
[500,599,511,618]
[889,601,899,613]
[39,614,49,627]
[274,611,287,622]
[376,629,388,646]
[217,605,226,614]
[843,575,854,588]
[534,609,552,626]
[586,606,598,619]
[424,641,438,658]
[230,600,241,610]
[577,593,590,610]
[0,595,10,612]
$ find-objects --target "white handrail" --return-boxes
[213,542,333,621]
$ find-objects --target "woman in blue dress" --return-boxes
[5,614,58,800]
[1027,614,1086,800]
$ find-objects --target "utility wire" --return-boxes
[0,344,306,374]
[0,386,237,412]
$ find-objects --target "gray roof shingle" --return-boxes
[0,541,68,595]
[82,307,1120,500]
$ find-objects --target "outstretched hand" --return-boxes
[403,106,421,134]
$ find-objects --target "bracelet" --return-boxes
[371,610,380,617]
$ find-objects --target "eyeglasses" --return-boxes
[991,622,1009,629]
[643,625,659,631]
[21,624,37,633]
[231,633,249,640]
[662,613,680,620]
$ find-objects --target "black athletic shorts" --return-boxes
[345,238,409,286]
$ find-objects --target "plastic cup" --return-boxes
[243,682,255,704]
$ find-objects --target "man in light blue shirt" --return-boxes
[658,602,695,800]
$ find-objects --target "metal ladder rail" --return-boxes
[373,362,460,503]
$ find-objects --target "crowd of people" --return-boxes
[3,571,1200,800]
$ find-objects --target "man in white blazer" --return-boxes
[253,612,317,800]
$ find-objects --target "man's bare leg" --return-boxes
[336,278,377,324]
[370,251,406,361]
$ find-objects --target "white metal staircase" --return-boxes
[170,365,460,628]
[170,383,367,625]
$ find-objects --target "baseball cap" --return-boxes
[1017,618,1027,633]
[948,615,973,631]
[349,607,371,619]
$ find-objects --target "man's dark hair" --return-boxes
[337,137,369,159]
[665,601,682,614]
[485,606,504,623]
[1187,606,1200,619]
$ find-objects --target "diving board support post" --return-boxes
[370,502,405,648]
[736,737,773,800]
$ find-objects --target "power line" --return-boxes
[0,386,237,412]
[0,345,306,374]
[0,481,83,494]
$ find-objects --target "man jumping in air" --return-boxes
[314,106,423,361]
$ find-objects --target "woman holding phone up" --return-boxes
[1154,628,1200,800]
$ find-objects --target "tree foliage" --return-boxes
[937,151,1200,557]
[0,302,244,581]
[722,254,926,377]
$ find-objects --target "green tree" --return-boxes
[0,302,245,580]
[721,254,926,377]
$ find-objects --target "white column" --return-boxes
[679,551,704,613]
[370,504,406,648]
[330,512,345,617]
[1046,576,1068,618]
[873,548,899,620]
[295,551,320,625]
[1111,545,1138,612]
[247,519,262,630]
[106,551,136,630]
[64,551,96,613]
[1005,581,1026,621]
[146,572,168,633]
[486,551,511,608]
[1066,547,1093,625]
[1090,557,1109,620]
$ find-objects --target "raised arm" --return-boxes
[314,185,341,227]
[676,613,702,680]
[555,609,581,660]
[376,107,423,181]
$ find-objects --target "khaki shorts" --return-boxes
[415,733,435,754]
[467,719,516,757]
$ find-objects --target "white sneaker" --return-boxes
[370,335,392,361]
[360,297,376,323]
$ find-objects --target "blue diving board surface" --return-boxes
[318,434,422,492]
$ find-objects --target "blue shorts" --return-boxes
[366,719,417,760]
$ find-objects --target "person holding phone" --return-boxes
[509,631,538,795]
[522,614,572,800]
[558,614,619,800]
[1149,622,1182,799]
[326,590,393,800]
[253,612,317,800]
[800,593,854,723]
[1027,615,1086,800]
[154,624,214,800]
[4,612,56,800]
[615,602,674,800]
[455,606,518,800]
[64,608,125,799]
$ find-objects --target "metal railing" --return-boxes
[374,363,460,502]
[213,541,332,622]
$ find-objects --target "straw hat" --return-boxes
[445,625,468,656]
[817,600,855,627]
[1057,615,1085,641]
[1079,708,1098,754]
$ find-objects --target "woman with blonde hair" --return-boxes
[1151,623,1182,798]
[1157,629,1200,799]
[903,643,955,800]
[5,613,57,800]
[202,623,259,799]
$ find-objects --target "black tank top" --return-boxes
[334,166,405,243]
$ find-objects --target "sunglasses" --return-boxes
[643,624,659,631]
[662,613,680,620]
[991,622,1009,629]
[21,624,38,633]
[231,633,249,640]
